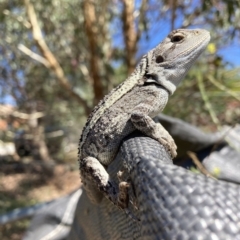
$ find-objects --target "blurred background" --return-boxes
[0,0,239,239]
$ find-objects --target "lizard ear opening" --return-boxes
[155,55,164,63]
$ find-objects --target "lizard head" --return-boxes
[145,29,210,94]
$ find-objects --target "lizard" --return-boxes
[78,29,210,210]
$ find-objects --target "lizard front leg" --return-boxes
[131,103,177,158]
[80,156,129,209]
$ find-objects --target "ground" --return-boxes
[0,164,81,240]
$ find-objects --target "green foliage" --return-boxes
[0,0,239,157]
[0,2,239,238]
[164,51,240,129]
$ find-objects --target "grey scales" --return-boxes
[78,29,211,209]
[70,132,240,240]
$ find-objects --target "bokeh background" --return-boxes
[0,0,240,239]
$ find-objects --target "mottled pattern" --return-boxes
[79,58,148,152]
[78,29,211,207]
[81,85,169,163]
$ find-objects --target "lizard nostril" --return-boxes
[155,55,164,63]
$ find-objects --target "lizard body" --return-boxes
[79,29,210,208]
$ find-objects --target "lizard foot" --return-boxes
[117,181,130,209]
[155,123,177,158]
[117,171,140,220]
[131,111,177,158]
[117,170,130,209]
[81,157,131,209]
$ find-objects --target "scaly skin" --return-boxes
[78,29,210,208]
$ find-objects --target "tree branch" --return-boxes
[11,111,45,120]
[136,0,147,43]
[82,0,104,104]
[24,0,91,115]
[170,0,177,31]
[18,44,50,67]
[122,0,137,74]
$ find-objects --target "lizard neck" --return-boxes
[146,52,176,95]
[153,76,176,95]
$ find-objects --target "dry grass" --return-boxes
[0,165,81,240]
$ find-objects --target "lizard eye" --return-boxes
[171,34,184,43]
[155,55,164,63]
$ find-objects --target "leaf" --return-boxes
[207,43,216,54]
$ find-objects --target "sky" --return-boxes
[219,45,240,67]
[131,0,240,67]
[1,3,240,106]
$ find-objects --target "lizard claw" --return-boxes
[160,137,177,158]
[155,123,177,158]
[117,181,130,209]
